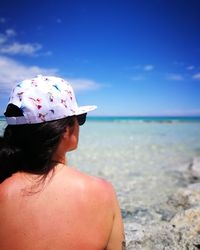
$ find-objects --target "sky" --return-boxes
[0,0,200,116]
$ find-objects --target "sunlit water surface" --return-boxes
[1,117,200,224]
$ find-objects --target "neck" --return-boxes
[51,156,67,166]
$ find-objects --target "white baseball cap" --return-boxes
[5,75,97,125]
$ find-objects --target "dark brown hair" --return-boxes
[0,104,75,183]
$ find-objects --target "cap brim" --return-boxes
[75,105,97,115]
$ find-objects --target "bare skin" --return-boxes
[0,120,125,250]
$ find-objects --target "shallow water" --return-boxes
[68,119,200,223]
[1,118,200,225]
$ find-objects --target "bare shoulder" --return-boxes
[70,168,126,250]
[67,166,116,201]
[0,176,16,202]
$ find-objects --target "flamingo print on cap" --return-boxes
[5,75,97,125]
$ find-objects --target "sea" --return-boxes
[1,116,200,235]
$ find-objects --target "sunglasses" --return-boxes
[77,113,87,126]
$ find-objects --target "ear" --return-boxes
[63,124,74,139]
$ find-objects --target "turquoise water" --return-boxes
[69,117,200,225]
[1,116,200,224]
[87,116,200,123]
[1,115,200,123]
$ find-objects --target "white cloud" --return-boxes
[127,64,154,71]
[0,35,7,45]
[5,29,16,37]
[56,18,62,24]
[0,28,47,56]
[173,61,185,66]
[130,75,145,81]
[0,56,101,94]
[186,65,195,70]
[0,42,42,56]
[0,17,6,23]
[193,73,200,80]
[66,78,101,91]
[144,65,154,71]
[166,73,184,81]
[0,56,58,93]
[44,51,53,56]
[0,30,11,45]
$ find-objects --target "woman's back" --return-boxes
[0,75,125,250]
[0,165,117,250]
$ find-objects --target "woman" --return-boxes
[0,75,125,250]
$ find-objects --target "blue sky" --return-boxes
[0,0,200,116]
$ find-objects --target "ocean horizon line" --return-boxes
[1,115,200,123]
[87,115,200,118]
